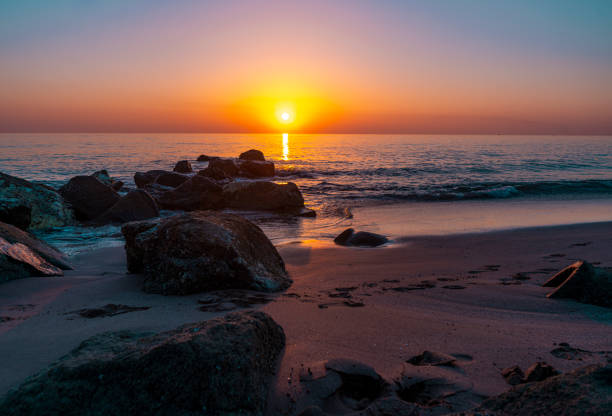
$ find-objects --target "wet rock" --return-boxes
[0,221,72,270]
[501,365,525,386]
[158,175,224,211]
[0,311,285,416]
[134,170,168,188]
[474,364,611,416]
[59,175,120,221]
[208,158,239,177]
[222,181,304,211]
[196,154,218,162]
[334,228,388,247]
[154,171,190,188]
[239,149,266,161]
[237,160,275,178]
[95,190,159,223]
[0,172,75,229]
[0,236,63,281]
[173,160,193,173]
[524,362,559,383]
[407,351,457,367]
[121,211,291,294]
[543,260,612,308]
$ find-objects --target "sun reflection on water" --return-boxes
[282,133,289,160]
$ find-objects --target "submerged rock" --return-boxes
[95,190,159,223]
[222,181,304,211]
[59,175,120,221]
[0,221,71,270]
[543,261,612,308]
[0,311,285,416]
[121,211,291,294]
[172,160,193,173]
[239,149,266,161]
[334,228,388,247]
[158,175,224,211]
[475,364,611,416]
[0,172,75,229]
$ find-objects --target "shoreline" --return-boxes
[1,221,611,413]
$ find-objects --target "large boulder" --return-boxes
[121,211,291,294]
[95,190,159,223]
[208,158,239,177]
[543,261,612,308]
[0,311,285,416]
[334,228,388,247]
[158,176,224,211]
[0,221,72,270]
[0,172,75,230]
[238,160,275,178]
[473,364,611,416]
[59,176,120,221]
[239,149,266,161]
[173,160,193,173]
[222,181,304,211]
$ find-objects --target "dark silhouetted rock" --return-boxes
[543,261,612,308]
[239,149,265,161]
[0,221,71,270]
[524,362,559,383]
[59,175,120,221]
[173,160,193,173]
[158,176,224,211]
[222,181,304,211]
[197,154,219,162]
[95,190,159,223]
[0,311,285,416]
[0,236,63,281]
[334,228,388,247]
[501,365,525,386]
[238,160,275,177]
[154,171,189,188]
[208,158,239,177]
[474,364,611,416]
[0,172,75,229]
[133,170,168,188]
[121,211,291,294]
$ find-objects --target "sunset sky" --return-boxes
[1,0,611,134]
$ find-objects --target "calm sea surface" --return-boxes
[1,133,611,253]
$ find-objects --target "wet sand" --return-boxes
[1,221,611,413]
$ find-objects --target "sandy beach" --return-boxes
[1,221,610,414]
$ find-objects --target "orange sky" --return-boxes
[1,1,611,134]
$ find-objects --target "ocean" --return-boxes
[1,133,611,253]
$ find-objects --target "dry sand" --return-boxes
[1,221,611,414]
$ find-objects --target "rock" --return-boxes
[95,190,159,223]
[0,236,63,281]
[121,211,291,294]
[198,166,233,181]
[173,160,193,173]
[474,364,611,416]
[208,158,239,177]
[158,176,224,211]
[501,365,525,386]
[543,261,612,308]
[59,175,120,221]
[407,351,457,367]
[238,160,275,177]
[0,172,75,229]
[196,154,218,162]
[222,181,304,211]
[133,170,168,188]
[0,311,285,416]
[239,149,266,161]
[0,221,72,270]
[154,171,190,188]
[524,362,559,383]
[334,228,388,247]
